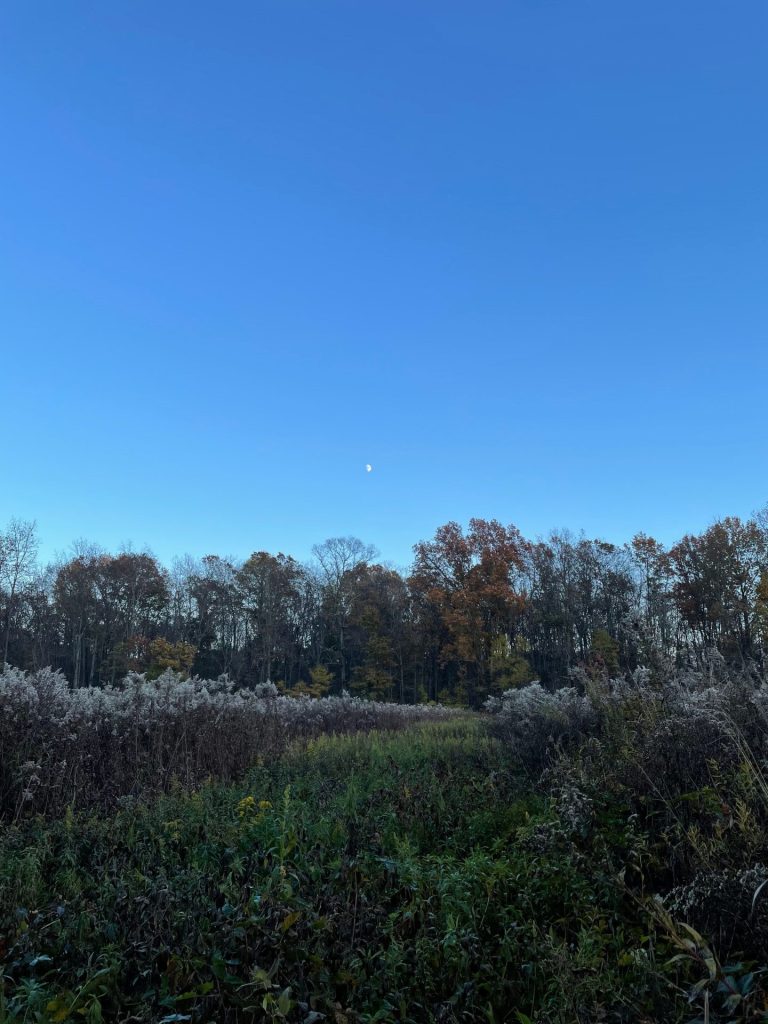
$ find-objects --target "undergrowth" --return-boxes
[1,718,765,1022]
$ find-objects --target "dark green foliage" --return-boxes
[0,721,660,1023]
[1,719,767,1023]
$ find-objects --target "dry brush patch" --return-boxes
[486,665,768,1019]
[0,666,455,820]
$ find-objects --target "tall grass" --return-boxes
[0,666,455,820]
[487,666,768,1018]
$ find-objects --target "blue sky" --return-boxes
[2,1,767,569]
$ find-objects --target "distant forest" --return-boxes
[1,511,768,705]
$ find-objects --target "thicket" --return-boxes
[486,659,768,1020]
[0,666,453,821]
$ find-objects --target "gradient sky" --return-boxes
[2,1,767,569]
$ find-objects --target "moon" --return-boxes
[365,464,372,473]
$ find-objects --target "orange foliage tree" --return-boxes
[410,519,528,705]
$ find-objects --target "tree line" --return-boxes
[2,511,768,705]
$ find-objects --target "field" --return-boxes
[3,668,768,1022]
[2,0,765,1018]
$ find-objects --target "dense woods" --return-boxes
[2,510,768,705]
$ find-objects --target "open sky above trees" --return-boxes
[2,1,767,566]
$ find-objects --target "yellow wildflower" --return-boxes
[237,795,256,818]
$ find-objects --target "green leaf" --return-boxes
[175,982,215,1001]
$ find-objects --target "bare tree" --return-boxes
[1,518,39,666]
[312,537,378,691]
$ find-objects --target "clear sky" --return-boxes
[2,1,767,569]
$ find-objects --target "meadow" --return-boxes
[2,665,768,1023]
[3,0,766,1016]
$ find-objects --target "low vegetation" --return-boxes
[3,659,768,1022]
[0,667,453,820]
[0,719,653,1023]
[486,661,768,1021]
